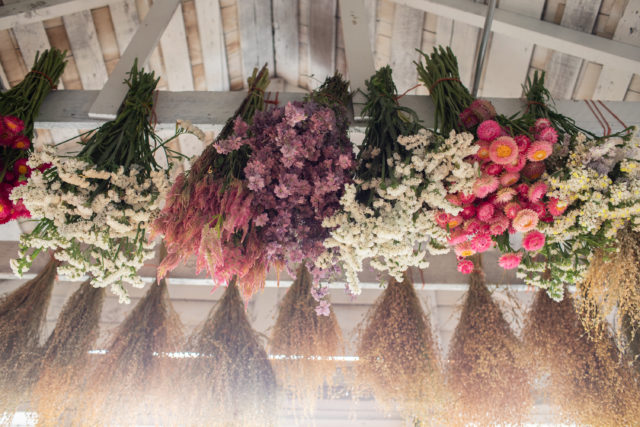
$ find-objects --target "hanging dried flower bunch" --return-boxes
[31,280,105,426]
[269,265,342,413]
[523,289,640,425]
[355,272,446,422]
[446,260,532,424]
[180,278,277,426]
[76,278,184,425]
[0,255,57,414]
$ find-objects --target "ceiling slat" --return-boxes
[389,3,424,93]
[194,0,229,91]
[309,0,337,89]
[62,10,109,90]
[272,0,298,86]
[237,0,275,86]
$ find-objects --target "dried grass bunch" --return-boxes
[523,288,640,425]
[269,265,343,412]
[355,272,446,422]
[579,228,640,346]
[446,265,531,424]
[180,279,277,426]
[0,255,57,414]
[32,280,104,426]
[76,278,184,425]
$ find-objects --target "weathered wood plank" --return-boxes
[480,0,545,97]
[159,4,193,91]
[593,0,640,100]
[237,0,274,86]
[62,10,109,90]
[389,4,424,93]
[309,0,337,89]
[364,0,377,52]
[109,0,139,52]
[273,0,298,86]
[449,20,478,88]
[132,0,166,88]
[0,0,120,31]
[194,0,229,91]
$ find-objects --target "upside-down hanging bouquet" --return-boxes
[319,66,479,294]
[0,49,66,224]
[515,72,640,298]
[417,47,571,299]
[11,62,173,303]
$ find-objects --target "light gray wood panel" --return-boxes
[389,3,424,93]
[273,0,299,85]
[309,0,337,89]
[237,0,275,86]
[194,0,229,91]
[62,10,109,90]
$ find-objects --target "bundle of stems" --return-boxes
[180,278,277,426]
[32,280,105,426]
[446,258,532,424]
[0,256,57,414]
[523,289,640,425]
[355,272,446,422]
[269,265,343,413]
[75,278,184,425]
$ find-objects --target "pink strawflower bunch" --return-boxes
[445,116,566,274]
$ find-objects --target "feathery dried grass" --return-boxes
[355,272,446,422]
[76,278,184,425]
[579,228,640,345]
[181,278,277,426]
[523,288,640,425]
[446,266,532,425]
[32,280,105,426]
[269,265,343,413]
[0,256,57,414]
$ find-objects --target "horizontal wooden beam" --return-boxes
[0,0,118,30]
[34,90,640,135]
[392,0,640,73]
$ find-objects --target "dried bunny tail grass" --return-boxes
[578,228,640,345]
[76,278,184,426]
[446,265,532,425]
[181,278,277,426]
[269,264,343,413]
[0,255,57,413]
[355,271,447,422]
[32,280,105,426]
[523,288,640,425]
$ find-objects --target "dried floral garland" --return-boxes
[269,264,342,412]
[0,256,57,414]
[180,278,277,426]
[523,289,640,425]
[446,259,531,424]
[32,280,105,426]
[355,272,446,421]
[11,62,174,303]
[0,49,66,224]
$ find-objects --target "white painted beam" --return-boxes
[390,0,640,74]
[0,0,119,30]
[88,0,181,119]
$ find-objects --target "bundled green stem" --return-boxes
[307,72,352,109]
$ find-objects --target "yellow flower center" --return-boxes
[533,150,547,161]
[5,122,18,132]
[496,145,513,158]
[448,219,460,228]
[478,148,490,159]
[17,165,28,175]
[460,249,474,257]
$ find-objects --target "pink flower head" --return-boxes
[498,252,522,270]
[489,215,509,236]
[496,187,517,204]
[473,175,499,198]
[528,202,546,218]
[548,198,569,217]
[540,214,554,223]
[512,208,539,232]
[505,155,526,174]
[448,215,463,229]
[464,219,482,235]
[504,202,522,219]
[522,161,546,180]
[537,126,558,144]
[469,99,497,121]
[471,232,493,253]
[489,136,519,165]
[448,228,469,246]
[12,135,30,150]
[534,118,552,133]
[527,140,553,162]
[3,116,24,135]
[484,162,504,176]
[460,108,480,129]
[477,202,495,222]
[435,211,452,228]
[500,172,520,187]
[455,241,476,258]
[476,140,491,162]
[13,158,30,177]
[446,193,463,207]
[459,192,476,205]
[514,135,531,153]
[460,205,477,220]
[254,213,269,227]
[515,183,530,199]
[522,230,546,252]
[457,259,475,274]
[528,181,548,203]
[315,300,331,316]
[477,120,501,141]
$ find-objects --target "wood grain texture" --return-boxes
[195,0,229,90]
[309,0,337,88]
[237,0,274,86]
[63,10,109,89]
[273,0,298,85]
[389,3,423,93]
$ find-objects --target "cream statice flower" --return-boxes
[320,129,479,293]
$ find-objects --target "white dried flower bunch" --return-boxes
[320,129,479,294]
[10,145,171,303]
